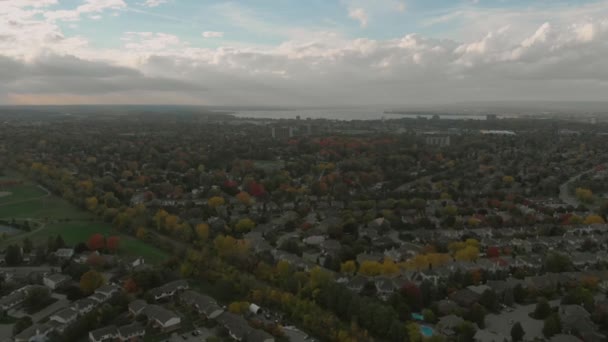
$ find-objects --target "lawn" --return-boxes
[0,174,168,264]
[0,197,92,220]
[4,221,169,264]
[0,184,47,205]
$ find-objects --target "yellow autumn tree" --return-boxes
[235,218,256,233]
[576,188,594,203]
[195,223,210,241]
[584,215,605,225]
[358,261,382,276]
[340,260,357,274]
[85,196,98,211]
[208,196,225,208]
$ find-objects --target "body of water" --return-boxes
[232,108,515,121]
[0,225,21,235]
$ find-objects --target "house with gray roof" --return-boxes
[437,314,464,336]
[14,322,56,342]
[143,304,181,332]
[129,299,147,316]
[88,325,118,342]
[149,279,189,301]
[50,308,78,325]
[43,273,70,290]
[216,312,253,341]
[247,329,275,342]
[118,323,146,340]
[180,291,224,319]
[72,298,96,315]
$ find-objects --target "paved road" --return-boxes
[558,164,605,210]
[485,300,560,341]
[0,324,14,342]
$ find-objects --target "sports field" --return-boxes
[0,176,168,264]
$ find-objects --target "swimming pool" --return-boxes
[411,313,424,321]
[420,325,434,337]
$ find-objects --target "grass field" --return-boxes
[0,175,168,264]
[0,196,92,220]
[0,184,47,205]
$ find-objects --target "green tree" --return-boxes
[5,245,22,266]
[542,313,561,338]
[480,290,499,312]
[456,321,476,342]
[22,238,33,254]
[533,298,551,319]
[13,316,32,336]
[422,308,436,323]
[80,270,104,294]
[511,322,525,341]
[23,287,51,312]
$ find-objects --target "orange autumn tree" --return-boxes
[87,233,105,251]
[107,236,120,252]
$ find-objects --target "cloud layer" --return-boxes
[2,1,608,106]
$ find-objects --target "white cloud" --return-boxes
[142,0,168,7]
[2,0,608,105]
[202,31,224,38]
[44,0,127,22]
[348,8,368,27]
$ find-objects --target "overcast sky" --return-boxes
[1,0,607,106]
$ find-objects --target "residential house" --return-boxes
[247,329,275,342]
[437,315,464,336]
[95,284,121,298]
[437,300,460,316]
[467,285,492,296]
[129,299,147,316]
[216,312,254,341]
[143,305,181,332]
[89,325,118,342]
[375,276,398,300]
[89,292,107,303]
[43,274,70,290]
[72,298,96,315]
[50,308,78,325]
[450,289,481,308]
[179,291,224,319]
[14,322,56,342]
[149,280,189,301]
[0,290,26,311]
[346,275,369,293]
[118,323,146,341]
[54,248,74,260]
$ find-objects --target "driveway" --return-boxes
[0,324,14,342]
[169,328,215,342]
[484,300,560,341]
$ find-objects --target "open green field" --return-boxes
[0,174,169,264]
[0,196,92,220]
[0,184,47,205]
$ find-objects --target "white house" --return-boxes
[43,274,70,290]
